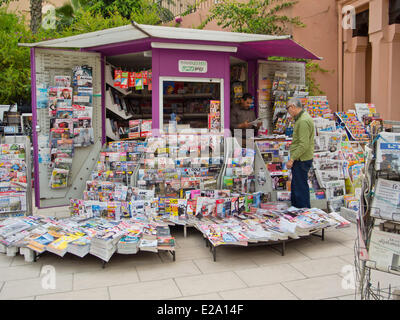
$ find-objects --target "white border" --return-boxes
[151,42,237,53]
[159,76,224,132]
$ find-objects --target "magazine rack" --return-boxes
[33,49,102,208]
[357,130,400,300]
[0,135,32,217]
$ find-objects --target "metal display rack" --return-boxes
[356,121,400,300]
[0,135,32,217]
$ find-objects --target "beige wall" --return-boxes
[178,0,339,110]
[6,0,67,20]
[339,0,400,120]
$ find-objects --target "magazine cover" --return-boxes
[55,76,71,87]
[57,87,73,100]
[73,105,93,120]
[56,106,74,119]
[375,132,400,172]
[54,119,74,133]
[73,128,94,147]
[129,120,141,139]
[37,87,48,109]
[141,120,152,138]
[50,168,69,189]
[73,87,93,105]
[72,65,93,87]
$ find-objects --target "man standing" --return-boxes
[230,93,261,145]
[285,98,315,208]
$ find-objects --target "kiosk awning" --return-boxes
[19,23,321,60]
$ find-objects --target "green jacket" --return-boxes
[289,110,314,161]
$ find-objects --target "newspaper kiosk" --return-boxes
[20,22,320,208]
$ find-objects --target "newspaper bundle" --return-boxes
[371,178,400,222]
[375,132,400,172]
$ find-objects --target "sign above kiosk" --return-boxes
[178,60,208,73]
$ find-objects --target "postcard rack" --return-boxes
[0,135,32,217]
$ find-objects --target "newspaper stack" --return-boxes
[117,235,140,254]
[68,236,91,258]
[90,229,124,262]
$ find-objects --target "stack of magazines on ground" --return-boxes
[194,203,350,246]
[0,215,175,263]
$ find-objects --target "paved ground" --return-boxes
[0,206,399,300]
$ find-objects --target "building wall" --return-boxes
[6,0,66,21]
[339,0,400,120]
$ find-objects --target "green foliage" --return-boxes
[0,9,34,104]
[86,0,173,23]
[197,0,304,34]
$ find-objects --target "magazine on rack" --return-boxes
[319,132,342,152]
[73,128,94,147]
[375,132,400,172]
[325,180,345,200]
[371,178,400,222]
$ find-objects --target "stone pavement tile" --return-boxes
[0,264,42,282]
[136,260,201,282]
[108,251,163,268]
[36,287,109,300]
[340,239,356,250]
[0,255,13,268]
[282,274,354,300]
[36,253,103,274]
[10,255,35,267]
[336,226,357,240]
[0,274,73,300]
[337,293,361,300]
[320,229,356,242]
[219,283,298,300]
[214,245,276,260]
[175,234,207,249]
[174,271,247,296]
[369,269,400,289]
[338,254,356,265]
[235,264,305,287]
[159,245,211,262]
[294,239,353,260]
[73,266,139,291]
[290,257,349,278]
[193,256,259,274]
[174,293,222,300]
[109,279,182,300]
[251,247,311,267]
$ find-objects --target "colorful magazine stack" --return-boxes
[0,143,28,214]
[138,133,224,197]
[0,215,175,263]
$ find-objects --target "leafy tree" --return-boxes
[0,9,35,104]
[194,0,304,34]
[30,0,43,34]
[87,0,174,23]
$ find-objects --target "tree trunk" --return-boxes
[30,0,43,34]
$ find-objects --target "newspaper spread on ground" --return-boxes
[371,178,400,222]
